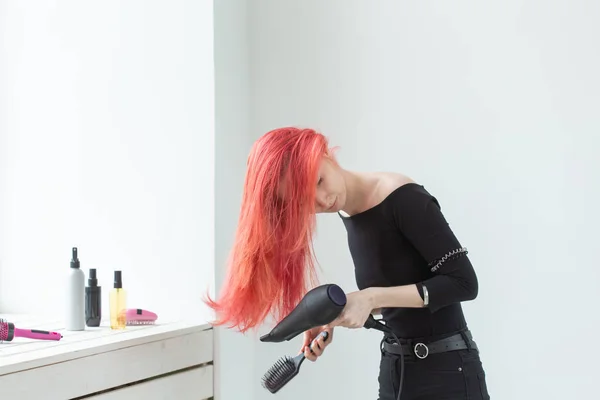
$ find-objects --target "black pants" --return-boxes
[378,341,490,399]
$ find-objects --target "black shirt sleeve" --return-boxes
[391,185,479,313]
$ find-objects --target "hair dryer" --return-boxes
[259,284,402,399]
[260,283,346,343]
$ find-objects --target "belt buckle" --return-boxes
[414,342,429,359]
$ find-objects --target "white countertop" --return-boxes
[0,313,212,376]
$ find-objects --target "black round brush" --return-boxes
[261,331,329,393]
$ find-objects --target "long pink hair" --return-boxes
[204,127,335,332]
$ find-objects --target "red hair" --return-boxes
[204,127,334,332]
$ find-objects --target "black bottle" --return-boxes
[85,268,102,327]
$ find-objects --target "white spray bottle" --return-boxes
[66,247,85,331]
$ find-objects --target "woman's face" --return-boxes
[315,157,346,214]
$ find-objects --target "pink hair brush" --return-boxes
[0,318,62,342]
[125,309,158,326]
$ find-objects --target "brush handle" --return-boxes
[307,330,329,354]
[14,327,62,341]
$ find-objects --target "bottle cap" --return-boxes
[88,268,98,286]
[114,270,123,289]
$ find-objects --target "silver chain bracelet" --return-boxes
[429,247,468,273]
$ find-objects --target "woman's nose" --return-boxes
[316,195,333,210]
[316,194,328,209]
[316,197,326,208]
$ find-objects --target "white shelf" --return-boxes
[0,314,214,399]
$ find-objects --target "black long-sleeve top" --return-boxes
[339,183,478,339]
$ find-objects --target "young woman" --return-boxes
[206,127,490,399]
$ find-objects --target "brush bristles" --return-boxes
[0,318,8,342]
[126,320,156,326]
[261,356,298,393]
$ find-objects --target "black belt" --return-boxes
[381,330,478,359]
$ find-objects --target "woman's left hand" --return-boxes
[326,289,375,329]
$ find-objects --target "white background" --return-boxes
[0,0,214,323]
[219,1,600,399]
[2,1,599,400]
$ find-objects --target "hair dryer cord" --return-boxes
[388,329,404,400]
[364,315,404,400]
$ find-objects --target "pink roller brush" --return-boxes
[125,308,158,325]
[0,318,62,342]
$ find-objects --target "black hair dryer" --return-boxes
[260,283,347,343]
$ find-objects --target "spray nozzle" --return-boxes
[70,247,80,269]
[114,270,123,289]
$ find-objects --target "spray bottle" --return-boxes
[66,247,85,331]
[85,268,102,327]
[109,270,127,329]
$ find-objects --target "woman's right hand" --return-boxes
[299,326,333,362]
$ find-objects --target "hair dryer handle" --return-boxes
[363,314,392,333]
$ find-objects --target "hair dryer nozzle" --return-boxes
[260,284,346,343]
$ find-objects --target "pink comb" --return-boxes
[125,309,158,325]
[0,318,62,342]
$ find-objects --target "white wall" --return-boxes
[215,1,599,399]
[0,1,215,324]
[3,1,597,399]
[213,0,256,399]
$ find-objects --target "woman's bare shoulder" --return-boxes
[376,172,417,196]
[356,172,420,213]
